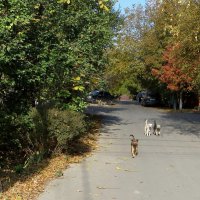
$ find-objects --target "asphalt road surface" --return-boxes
[38,101,200,200]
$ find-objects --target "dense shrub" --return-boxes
[0,106,87,168]
[0,111,35,167]
[47,108,86,148]
[29,107,86,153]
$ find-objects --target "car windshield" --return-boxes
[90,90,99,96]
[146,92,158,98]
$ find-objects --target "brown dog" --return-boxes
[130,134,139,158]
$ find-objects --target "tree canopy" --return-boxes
[105,0,200,108]
[0,0,120,113]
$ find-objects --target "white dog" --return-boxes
[153,120,161,136]
[144,119,153,136]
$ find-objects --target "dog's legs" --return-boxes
[156,129,160,135]
[148,128,151,136]
[145,128,147,136]
[135,146,138,155]
[144,119,148,136]
[131,145,135,158]
[154,124,161,135]
[155,129,158,135]
[145,126,149,136]
[144,125,147,136]
[145,120,153,136]
[146,127,148,136]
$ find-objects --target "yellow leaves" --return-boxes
[98,0,110,12]
[73,76,81,81]
[73,86,85,91]
[56,0,109,11]
[72,76,85,91]
[34,3,40,9]
[91,77,99,84]
[57,0,70,4]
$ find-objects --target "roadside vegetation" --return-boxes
[0,0,120,198]
[1,113,101,200]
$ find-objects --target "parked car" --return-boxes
[136,91,147,103]
[86,90,115,104]
[86,90,98,102]
[141,91,160,107]
[86,90,99,103]
[96,91,114,100]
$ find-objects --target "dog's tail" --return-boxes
[153,120,157,130]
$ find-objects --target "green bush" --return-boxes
[0,105,87,168]
[47,108,86,147]
[29,107,86,154]
[14,164,24,174]
[0,110,34,155]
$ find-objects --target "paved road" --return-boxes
[38,101,200,200]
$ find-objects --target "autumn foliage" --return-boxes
[152,45,193,92]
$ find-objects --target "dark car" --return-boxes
[95,91,115,104]
[136,91,147,103]
[96,91,113,100]
[86,90,100,103]
[141,91,160,106]
[87,90,114,104]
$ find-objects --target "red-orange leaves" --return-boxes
[152,45,193,92]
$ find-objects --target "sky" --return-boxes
[114,0,146,12]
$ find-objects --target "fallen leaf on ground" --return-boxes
[97,186,106,189]
[1,131,100,200]
[124,169,136,172]
[115,166,122,170]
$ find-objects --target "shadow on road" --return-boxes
[85,104,128,115]
[158,111,200,137]
[86,102,200,138]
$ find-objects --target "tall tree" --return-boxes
[171,0,200,89]
[0,0,120,112]
[105,5,147,95]
[152,45,193,109]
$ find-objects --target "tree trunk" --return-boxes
[173,93,177,110]
[179,91,183,110]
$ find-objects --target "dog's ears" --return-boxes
[130,134,134,138]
